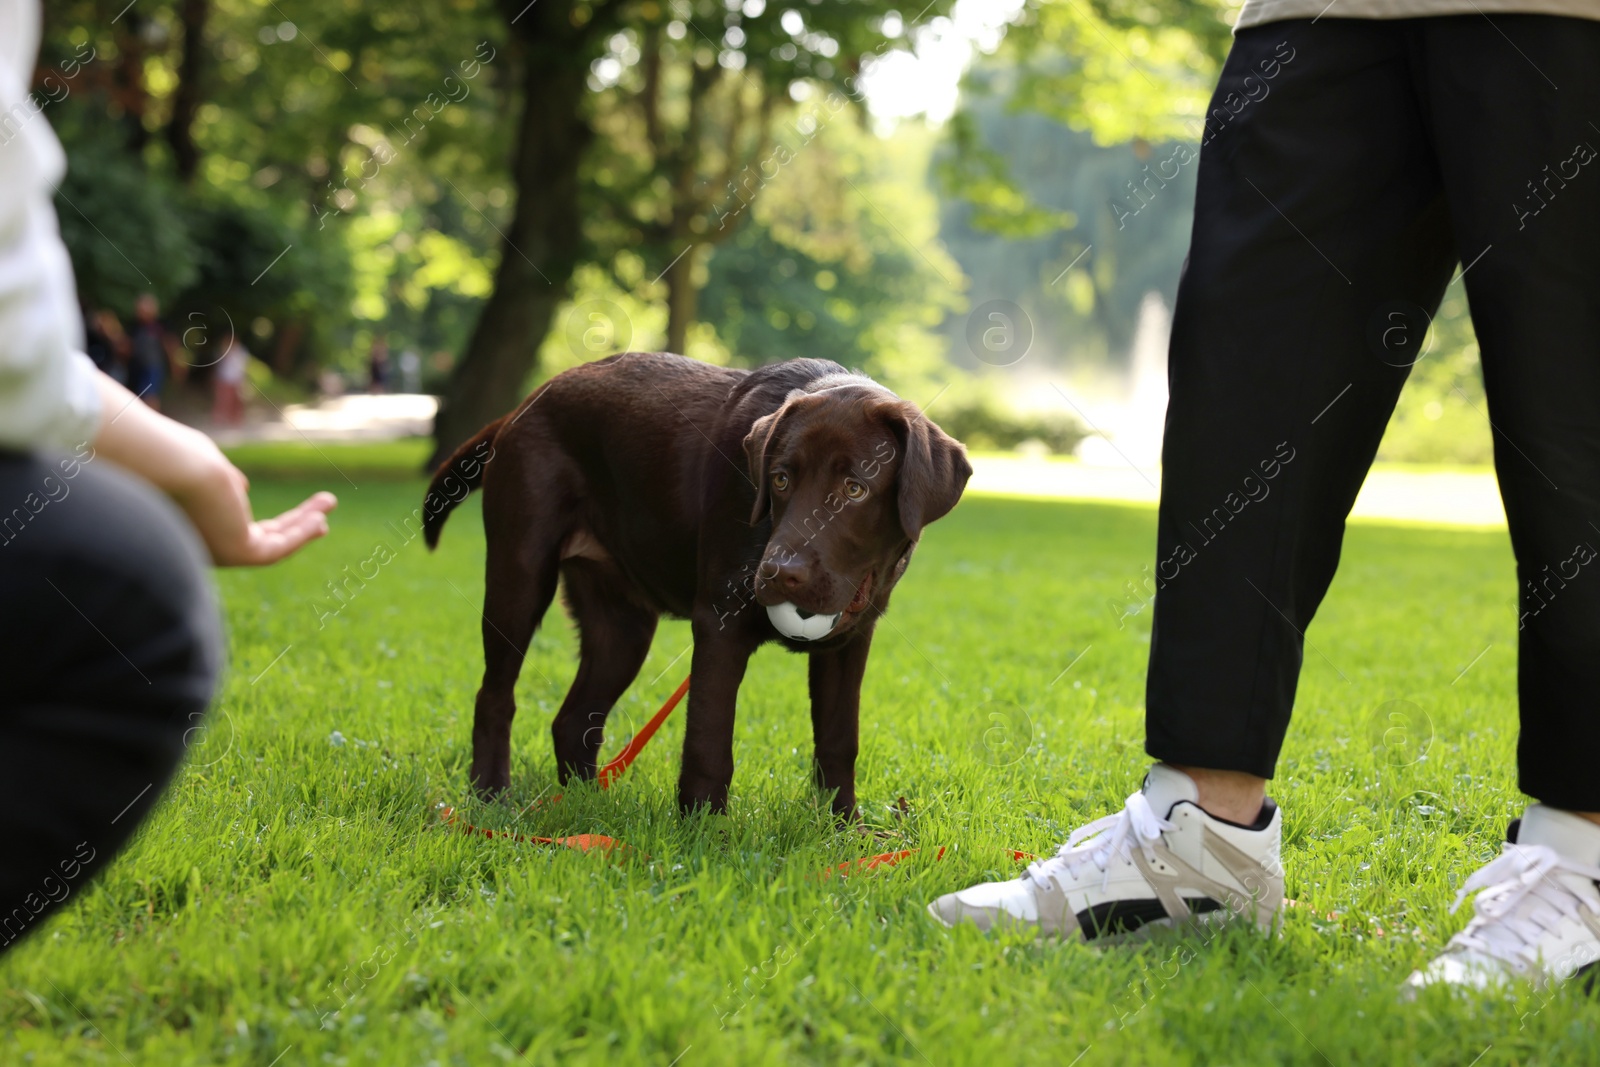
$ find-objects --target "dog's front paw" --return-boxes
[814,775,857,822]
[676,774,730,816]
[469,757,511,798]
[555,755,598,785]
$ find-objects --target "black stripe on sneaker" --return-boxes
[1075,897,1225,939]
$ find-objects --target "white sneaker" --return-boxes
[927,764,1283,940]
[1406,805,1600,992]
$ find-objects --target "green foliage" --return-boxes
[1005,0,1234,146]
[701,224,876,363]
[940,11,1496,465]
[38,0,1502,466]
[44,0,984,394]
[179,196,354,366]
[931,0,1233,377]
[53,132,200,312]
[1,443,1576,1063]
[52,118,360,374]
[571,0,963,368]
[538,96,967,402]
[238,349,316,407]
[935,111,1075,240]
[937,63,1198,371]
[41,0,511,376]
[698,117,963,392]
[934,392,1088,454]
[536,261,678,381]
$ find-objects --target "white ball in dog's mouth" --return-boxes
[765,601,842,641]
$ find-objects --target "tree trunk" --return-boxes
[167,0,208,183]
[272,317,305,376]
[658,69,769,357]
[115,14,150,155]
[665,244,698,354]
[428,11,605,469]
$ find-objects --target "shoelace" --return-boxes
[1447,842,1600,972]
[1026,791,1175,892]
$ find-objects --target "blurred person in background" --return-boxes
[81,306,126,383]
[398,347,421,394]
[127,292,174,409]
[210,334,249,428]
[367,332,391,394]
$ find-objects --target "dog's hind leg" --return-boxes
[550,559,659,784]
[468,503,567,798]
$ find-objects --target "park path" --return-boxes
[207,393,439,446]
[967,453,1506,529]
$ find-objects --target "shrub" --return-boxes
[934,393,1088,454]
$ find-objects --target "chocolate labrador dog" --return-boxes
[423,353,970,814]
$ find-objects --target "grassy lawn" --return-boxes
[4,440,1591,1066]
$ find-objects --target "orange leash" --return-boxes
[434,810,623,854]
[438,672,1031,878]
[438,675,693,853]
[598,674,692,787]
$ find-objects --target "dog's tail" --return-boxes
[423,417,504,550]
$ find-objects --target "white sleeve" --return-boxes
[0,0,103,452]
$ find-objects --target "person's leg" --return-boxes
[1414,17,1600,815]
[932,19,1459,939]
[0,450,221,956]
[1406,15,1600,991]
[1145,20,1459,800]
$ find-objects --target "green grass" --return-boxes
[4,441,1593,1066]
[225,439,434,483]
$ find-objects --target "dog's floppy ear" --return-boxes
[880,401,973,542]
[743,401,794,525]
[739,395,812,524]
[744,391,831,522]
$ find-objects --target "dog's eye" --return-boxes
[843,479,866,501]
[772,472,789,492]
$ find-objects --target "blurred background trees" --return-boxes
[38,0,1492,466]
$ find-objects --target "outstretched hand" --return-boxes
[93,371,337,566]
[230,487,338,566]
[202,463,337,565]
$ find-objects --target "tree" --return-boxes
[166,0,208,183]
[591,1,964,354]
[43,0,511,380]
[428,0,625,468]
[53,132,200,313]
[934,0,1232,240]
[927,0,1233,372]
[621,40,773,354]
[430,0,956,466]
[1005,0,1231,146]
[934,61,1201,371]
[697,113,963,395]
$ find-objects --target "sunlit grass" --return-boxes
[3,442,1587,1066]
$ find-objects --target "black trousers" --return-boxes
[0,450,220,956]
[1145,16,1600,809]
